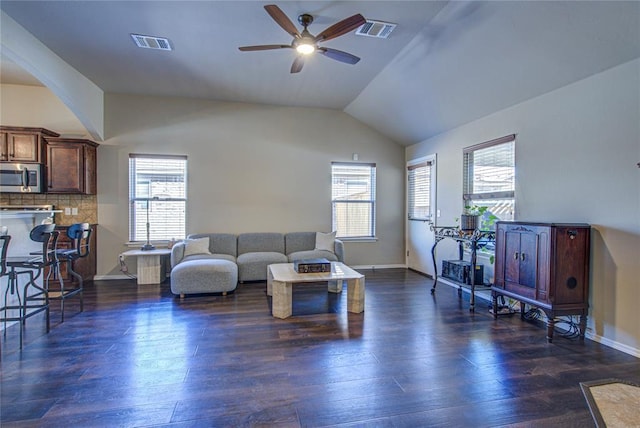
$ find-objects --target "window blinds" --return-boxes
[129,154,187,241]
[408,160,432,221]
[331,162,376,238]
[463,134,515,200]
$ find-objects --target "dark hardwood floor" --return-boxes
[1,268,638,427]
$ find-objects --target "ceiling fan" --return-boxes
[239,4,366,73]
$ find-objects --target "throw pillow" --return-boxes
[315,231,336,252]
[183,237,211,257]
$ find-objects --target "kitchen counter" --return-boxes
[0,211,57,256]
[0,210,56,331]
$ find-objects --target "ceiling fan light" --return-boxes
[296,43,315,55]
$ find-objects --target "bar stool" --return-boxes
[0,234,10,359]
[0,234,10,291]
[0,235,10,278]
[1,224,56,349]
[51,223,91,321]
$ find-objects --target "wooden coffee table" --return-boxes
[267,262,365,319]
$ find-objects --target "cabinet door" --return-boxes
[504,231,520,285]
[47,144,84,193]
[504,230,537,289]
[83,145,97,195]
[0,132,7,161]
[7,133,40,162]
[518,232,537,288]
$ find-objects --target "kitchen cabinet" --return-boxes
[0,126,59,163]
[492,221,590,342]
[44,138,98,194]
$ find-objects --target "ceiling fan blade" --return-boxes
[264,4,301,38]
[316,14,366,42]
[318,47,361,65]
[291,56,305,73]
[239,44,292,51]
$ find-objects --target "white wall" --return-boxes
[98,93,406,276]
[0,84,87,135]
[407,59,640,355]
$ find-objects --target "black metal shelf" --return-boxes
[430,226,495,312]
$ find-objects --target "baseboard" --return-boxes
[585,331,640,358]
[351,264,407,270]
[93,274,135,281]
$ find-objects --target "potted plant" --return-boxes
[460,205,486,231]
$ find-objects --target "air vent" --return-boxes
[355,20,396,39]
[130,34,172,51]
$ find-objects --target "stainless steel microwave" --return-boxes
[0,163,44,193]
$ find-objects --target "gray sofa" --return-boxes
[170,232,344,296]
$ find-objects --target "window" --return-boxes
[331,162,376,239]
[408,159,434,221]
[463,134,515,229]
[129,154,187,242]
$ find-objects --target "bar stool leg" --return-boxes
[57,268,65,323]
[68,258,84,314]
[19,283,25,349]
[45,261,66,322]
[45,288,50,334]
[20,271,35,349]
[2,279,9,338]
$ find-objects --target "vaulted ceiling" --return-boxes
[1,1,639,145]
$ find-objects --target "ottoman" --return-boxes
[170,259,238,298]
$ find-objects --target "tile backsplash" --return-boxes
[0,193,98,225]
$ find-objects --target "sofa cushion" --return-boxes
[170,242,186,268]
[183,253,236,263]
[315,231,336,252]
[183,237,211,257]
[237,233,284,254]
[288,250,339,263]
[285,232,316,254]
[237,251,288,282]
[188,233,237,257]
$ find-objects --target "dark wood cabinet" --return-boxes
[0,126,59,163]
[492,221,590,342]
[44,138,98,194]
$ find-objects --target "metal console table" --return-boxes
[430,226,495,312]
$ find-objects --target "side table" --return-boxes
[120,248,172,285]
[430,226,495,312]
